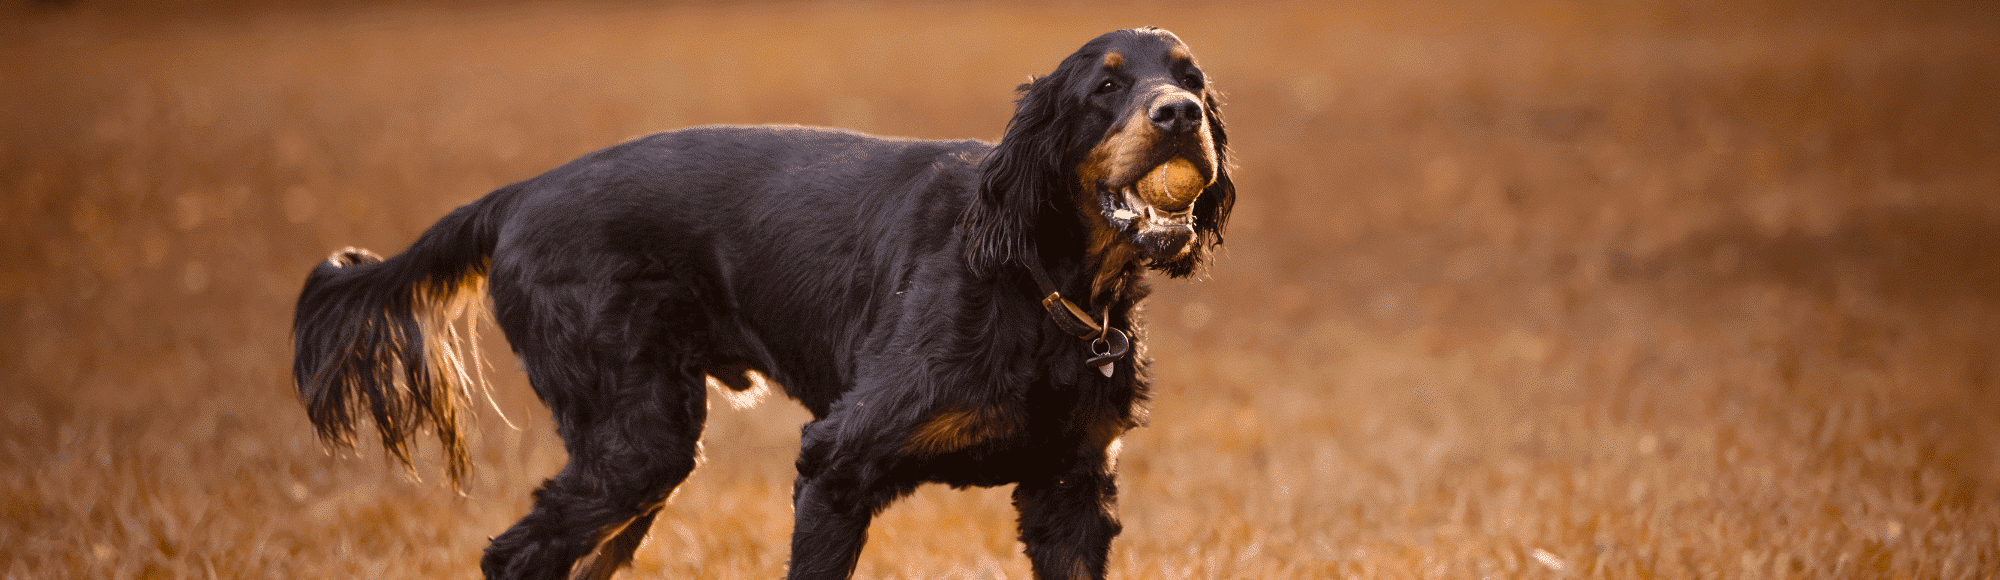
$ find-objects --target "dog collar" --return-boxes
[1024,261,1131,376]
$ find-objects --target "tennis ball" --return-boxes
[1134,158,1207,212]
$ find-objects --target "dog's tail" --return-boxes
[291,187,515,488]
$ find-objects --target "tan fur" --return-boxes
[905,406,1023,455]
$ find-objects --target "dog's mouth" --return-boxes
[1098,158,1212,260]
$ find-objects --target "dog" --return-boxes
[291,27,1233,580]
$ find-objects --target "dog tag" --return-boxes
[1085,327,1130,377]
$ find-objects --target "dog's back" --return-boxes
[483,126,992,410]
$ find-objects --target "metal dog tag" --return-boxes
[1086,327,1130,377]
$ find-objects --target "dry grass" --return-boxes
[4,1,1998,578]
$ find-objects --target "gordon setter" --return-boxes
[291,27,1234,580]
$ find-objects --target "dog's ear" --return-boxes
[1149,88,1234,278]
[963,71,1075,279]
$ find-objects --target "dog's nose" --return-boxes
[1148,93,1203,134]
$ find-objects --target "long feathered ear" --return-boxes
[1151,87,1235,278]
[962,72,1075,279]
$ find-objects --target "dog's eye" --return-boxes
[1096,79,1121,94]
[1182,73,1205,90]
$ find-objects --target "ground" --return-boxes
[3,0,1998,578]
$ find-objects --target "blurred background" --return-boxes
[3,0,1997,578]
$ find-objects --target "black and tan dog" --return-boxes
[292,27,1234,580]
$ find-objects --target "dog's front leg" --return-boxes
[786,476,872,580]
[1012,460,1122,580]
[785,420,902,580]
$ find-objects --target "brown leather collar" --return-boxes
[1024,260,1130,375]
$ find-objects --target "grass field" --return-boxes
[4,1,1998,578]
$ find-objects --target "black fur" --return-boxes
[291,28,1233,580]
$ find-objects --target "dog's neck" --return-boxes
[1022,239,1138,372]
[1082,226,1142,305]
[1029,228,1142,319]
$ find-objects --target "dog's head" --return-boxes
[968,27,1234,280]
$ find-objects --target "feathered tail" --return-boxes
[291,189,511,487]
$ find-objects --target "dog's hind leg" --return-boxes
[568,508,661,580]
[480,277,712,580]
[479,352,707,580]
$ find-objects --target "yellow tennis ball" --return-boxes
[1134,158,1208,212]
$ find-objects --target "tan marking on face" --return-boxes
[905,406,1021,455]
[1169,45,1192,64]
[1074,123,1150,191]
[1101,51,1124,69]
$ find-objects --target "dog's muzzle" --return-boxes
[1101,187,1195,258]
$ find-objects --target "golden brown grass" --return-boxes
[4,1,1997,578]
